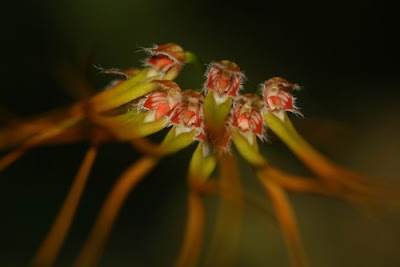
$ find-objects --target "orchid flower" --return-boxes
[204,60,245,104]
[231,93,265,145]
[144,43,186,79]
[263,77,301,121]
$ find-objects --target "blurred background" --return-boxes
[1,0,400,266]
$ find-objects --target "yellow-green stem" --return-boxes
[264,112,364,186]
[231,129,266,167]
[205,151,243,266]
[175,143,217,267]
[231,127,338,198]
[91,82,159,113]
[203,91,233,146]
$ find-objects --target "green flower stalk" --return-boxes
[204,150,243,266]
[263,110,396,205]
[175,143,216,267]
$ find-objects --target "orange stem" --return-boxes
[31,145,98,267]
[74,156,158,267]
[174,190,205,267]
[265,167,334,197]
[0,147,26,172]
[0,118,80,172]
[258,176,308,267]
[205,152,243,266]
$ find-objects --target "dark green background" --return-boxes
[1,0,400,266]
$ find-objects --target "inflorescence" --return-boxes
[0,43,396,267]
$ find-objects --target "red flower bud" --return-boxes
[170,90,205,141]
[141,81,182,121]
[144,43,185,73]
[205,60,245,99]
[232,94,264,136]
[262,77,299,113]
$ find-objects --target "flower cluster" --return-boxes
[0,42,392,267]
[120,44,301,153]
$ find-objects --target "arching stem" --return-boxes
[258,174,309,267]
[74,156,158,267]
[31,145,98,267]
